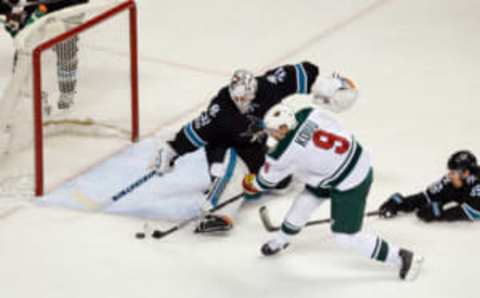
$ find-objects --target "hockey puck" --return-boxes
[135,232,146,239]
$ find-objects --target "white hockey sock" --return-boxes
[334,232,401,266]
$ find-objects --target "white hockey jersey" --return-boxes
[255,108,371,192]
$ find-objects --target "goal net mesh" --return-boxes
[0,0,138,201]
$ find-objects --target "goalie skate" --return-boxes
[194,214,233,234]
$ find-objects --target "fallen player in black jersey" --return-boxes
[379,150,480,222]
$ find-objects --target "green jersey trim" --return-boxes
[317,140,363,188]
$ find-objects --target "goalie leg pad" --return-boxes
[207,148,238,207]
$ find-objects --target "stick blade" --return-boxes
[151,230,166,238]
[259,205,280,232]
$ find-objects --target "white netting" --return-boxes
[0,0,136,199]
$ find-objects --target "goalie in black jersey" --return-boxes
[1,0,89,112]
[152,61,359,233]
[379,150,480,222]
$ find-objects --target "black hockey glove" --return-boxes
[379,193,404,218]
[416,202,443,222]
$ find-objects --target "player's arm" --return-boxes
[263,61,319,100]
[152,98,227,175]
[379,176,453,219]
[243,155,293,196]
[168,101,225,156]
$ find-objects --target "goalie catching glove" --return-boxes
[311,72,358,113]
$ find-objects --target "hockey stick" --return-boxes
[259,205,380,232]
[71,170,157,212]
[141,192,245,240]
[111,170,156,202]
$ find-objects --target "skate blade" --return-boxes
[404,255,425,281]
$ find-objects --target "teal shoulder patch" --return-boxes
[269,107,314,159]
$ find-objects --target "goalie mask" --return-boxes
[263,104,297,149]
[312,74,359,113]
[229,69,258,114]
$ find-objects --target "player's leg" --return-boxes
[261,187,329,255]
[54,36,79,110]
[195,147,247,233]
[331,169,423,280]
[379,192,428,218]
[437,205,478,222]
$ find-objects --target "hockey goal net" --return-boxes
[0,0,138,199]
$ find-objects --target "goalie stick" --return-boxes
[137,192,245,240]
[72,170,156,212]
[259,205,380,232]
[111,170,156,202]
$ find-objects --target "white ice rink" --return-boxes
[1,0,480,297]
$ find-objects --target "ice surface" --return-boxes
[1,0,480,297]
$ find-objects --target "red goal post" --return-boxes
[29,0,139,196]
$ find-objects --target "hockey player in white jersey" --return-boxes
[243,103,424,280]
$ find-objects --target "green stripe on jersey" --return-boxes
[328,143,363,188]
[315,141,362,188]
[269,108,313,160]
